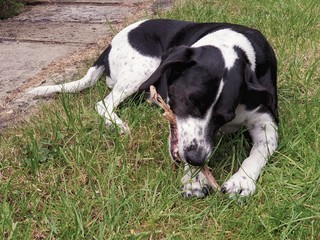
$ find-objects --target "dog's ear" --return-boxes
[212,62,247,125]
[213,63,275,126]
[243,64,276,117]
[245,65,276,107]
[139,46,195,99]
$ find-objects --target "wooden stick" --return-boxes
[149,86,176,124]
[148,85,221,191]
[201,165,221,191]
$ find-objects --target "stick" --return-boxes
[149,86,176,124]
[148,85,221,191]
[201,165,221,191]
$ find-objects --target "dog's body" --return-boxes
[29,19,278,198]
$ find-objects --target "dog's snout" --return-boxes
[185,147,207,166]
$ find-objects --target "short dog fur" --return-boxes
[29,19,278,198]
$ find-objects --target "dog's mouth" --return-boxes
[169,123,182,164]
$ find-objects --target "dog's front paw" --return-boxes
[104,120,130,134]
[96,101,130,134]
[221,171,256,197]
[115,122,130,134]
[181,170,211,198]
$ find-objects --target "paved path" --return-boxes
[0,0,172,128]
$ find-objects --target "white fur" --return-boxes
[95,21,161,132]
[28,66,104,95]
[181,164,210,198]
[222,108,278,196]
[192,29,256,70]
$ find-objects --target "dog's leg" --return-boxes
[221,112,278,196]
[95,83,136,133]
[96,48,161,132]
[181,164,212,198]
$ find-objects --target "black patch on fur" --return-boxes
[129,19,268,58]
[93,45,112,77]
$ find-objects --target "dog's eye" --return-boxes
[171,68,182,77]
[170,63,188,77]
[189,98,207,116]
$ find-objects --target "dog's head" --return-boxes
[140,45,274,166]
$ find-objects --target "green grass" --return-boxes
[0,0,23,20]
[1,0,320,238]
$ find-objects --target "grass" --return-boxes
[0,0,23,20]
[1,0,320,239]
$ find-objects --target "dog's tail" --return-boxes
[28,46,111,96]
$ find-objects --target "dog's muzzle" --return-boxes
[184,147,207,166]
[169,124,208,166]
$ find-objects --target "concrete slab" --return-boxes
[14,4,139,23]
[0,22,110,44]
[0,41,80,99]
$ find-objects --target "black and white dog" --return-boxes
[29,19,278,198]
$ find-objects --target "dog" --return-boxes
[29,19,278,198]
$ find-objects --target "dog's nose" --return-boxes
[184,148,206,166]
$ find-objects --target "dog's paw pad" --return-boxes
[181,172,211,198]
[221,172,256,197]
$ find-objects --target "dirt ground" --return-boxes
[0,0,172,129]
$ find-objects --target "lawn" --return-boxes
[1,0,319,239]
